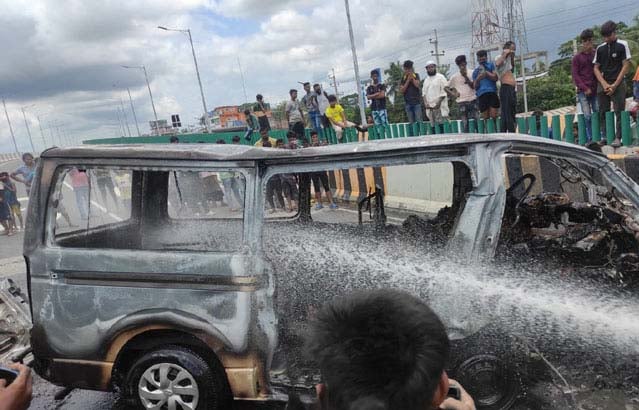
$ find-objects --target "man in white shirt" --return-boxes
[423,61,449,133]
[447,55,477,132]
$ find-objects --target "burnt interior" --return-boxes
[497,157,639,288]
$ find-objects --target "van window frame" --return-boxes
[45,161,254,253]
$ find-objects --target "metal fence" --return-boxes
[82,110,638,147]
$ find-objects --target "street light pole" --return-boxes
[122,65,159,134]
[37,115,47,149]
[343,0,367,126]
[20,107,36,151]
[158,26,211,133]
[2,99,20,153]
[127,87,141,136]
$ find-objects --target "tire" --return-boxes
[449,329,525,410]
[123,345,231,410]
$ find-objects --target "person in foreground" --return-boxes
[301,289,475,410]
[0,363,32,410]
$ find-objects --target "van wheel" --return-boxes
[123,345,231,410]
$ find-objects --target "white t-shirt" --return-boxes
[285,99,303,123]
[422,73,449,117]
[448,72,476,103]
[316,91,330,115]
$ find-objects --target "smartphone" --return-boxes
[447,385,462,400]
[0,367,19,386]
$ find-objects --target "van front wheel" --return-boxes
[123,345,228,410]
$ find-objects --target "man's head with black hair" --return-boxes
[256,94,263,101]
[454,55,467,67]
[580,29,594,42]
[232,135,241,144]
[169,136,179,144]
[601,20,617,42]
[307,289,451,410]
[244,109,251,115]
[476,49,488,64]
[216,139,226,144]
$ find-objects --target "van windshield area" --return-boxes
[51,166,245,252]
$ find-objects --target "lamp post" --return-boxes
[122,65,159,134]
[343,0,367,126]
[158,25,211,133]
[20,105,36,152]
[127,88,141,136]
[2,99,20,153]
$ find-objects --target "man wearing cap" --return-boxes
[422,61,449,133]
[400,60,423,125]
[447,55,477,132]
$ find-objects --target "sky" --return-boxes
[0,0,636,152]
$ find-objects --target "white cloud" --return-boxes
[0,0,626,152]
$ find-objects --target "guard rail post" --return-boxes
[540,116,549,138]
[443,121,452,133]
[451,120,459,133]
[577,114,587,145]
[591,112,601,142]
[527,116,538,137]
[564,114,575,144]
[621,111,632,147]
[468,119,477,133]
[399,124,406,138]
[517,117,527,135]
[551,115,561,141]
[486,118,496,133]
[477,119,485,133]
[605,111,615,145]
[391,123,399,138]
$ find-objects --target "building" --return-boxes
[210,106,246,129]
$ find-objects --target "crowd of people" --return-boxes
[0,153,35,236]
[237,20,638,148]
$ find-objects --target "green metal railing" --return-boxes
[84,110,637,147]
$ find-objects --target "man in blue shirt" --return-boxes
[472,50,500,121]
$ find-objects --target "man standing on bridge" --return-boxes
[594,20,632,146]
[572,29,599,142]
[473,50,500,122]
[423,61,449,134]
[496,41,517,133]
[448,55,477,133]
[10,153,36,197]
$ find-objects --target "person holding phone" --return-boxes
[400,60,423,125]
[0,363,32,410]
[303,289,475,410]
[496,41,517,133]
[472,50,499,122]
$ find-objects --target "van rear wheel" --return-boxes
[123,345,230,410]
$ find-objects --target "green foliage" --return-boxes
[516,70,576,112]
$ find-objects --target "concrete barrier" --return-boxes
[327,152,639,215]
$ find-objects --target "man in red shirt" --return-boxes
[572,29,599,142]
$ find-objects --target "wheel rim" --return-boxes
[138,362,200,410]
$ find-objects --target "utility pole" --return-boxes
[20,107,36,152]
[343,0,367,126]
[2,99,19,153]
[37,116,47,148]
[237,57,248,104]
[519,29,528,113]
[330,68,340,99]
[429,29,445,67]
[127,88,141,137]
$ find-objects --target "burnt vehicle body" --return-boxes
[17,135,639,409]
